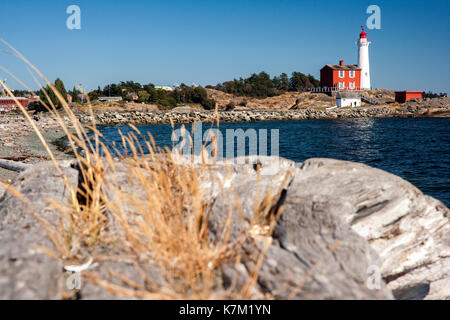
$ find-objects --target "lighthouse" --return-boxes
[357,26,371,90]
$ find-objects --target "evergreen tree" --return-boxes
[289,72,308,91]
[279,73,290,91]
[38,78,68,108]
[213,71,319,97]
[54,78,68,107]
[72,86,80,103]
[137,90,150,103]
[88,90,100,101]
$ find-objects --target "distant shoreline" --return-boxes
[76,105,450,127]
[1,107,449,182]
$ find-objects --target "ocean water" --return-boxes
[96,117,450,206]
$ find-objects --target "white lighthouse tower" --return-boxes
[357,26,371,90]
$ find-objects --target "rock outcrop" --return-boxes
[293,158,450,300]
[0,161,79,299]
[0,156,448,299]
[194,156,391,299]
[100,156,392,299]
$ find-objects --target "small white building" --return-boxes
[98,97,123,102]
[155,85,173,91]
[336,92,361,108]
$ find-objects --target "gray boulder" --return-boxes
[295,158,450,300]
[173,156,393,299]
[0,161,79,299]
[0,156,448,299]
[85,155,393,299]
[0,161,129,300]
[424,97,449,109]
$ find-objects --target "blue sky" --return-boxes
[2,0,449,93]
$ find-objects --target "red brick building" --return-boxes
[320,60,361,91]
[0,97,29,111]
[395,91,424,103]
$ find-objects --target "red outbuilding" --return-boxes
[394,91,424,103]
[320,60,362,91]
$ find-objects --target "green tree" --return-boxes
[279,73,290,91]
[307,74,320,88]
[39,78,68,108]
[88,90,99,101]
[54,78,67,104]
[212,71,317,97]
[39,85,54,108]
[272,76,281,91]
[72,86,80,103]
[138,90,150,103]
[289,72,308,91]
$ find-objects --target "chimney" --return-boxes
[339,60,344,66]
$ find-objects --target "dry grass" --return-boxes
[0,40,285,299]
[206,88,328,110]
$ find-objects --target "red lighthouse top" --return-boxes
[360,26,367,39]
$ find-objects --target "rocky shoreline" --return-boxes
[0,100,449,181]
[76,103,450,126]
[0,114,74,181]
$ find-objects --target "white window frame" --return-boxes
[339,82,345,89]
[349,82,355,89]
[349,70,355,78]
[339,70,345,78]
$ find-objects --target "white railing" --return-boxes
[302,86,363,93]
